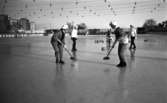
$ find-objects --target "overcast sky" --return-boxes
[1,0,167,29]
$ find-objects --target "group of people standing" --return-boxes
[129,25,137,49]
[50,21,137,67]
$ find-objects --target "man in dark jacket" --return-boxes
[50,25,68,64]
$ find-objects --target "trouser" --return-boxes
[51,42,63,61]
[71,37,77,50]
[130,36,136,49]
[118,43,128,65]
[106,39,111,52]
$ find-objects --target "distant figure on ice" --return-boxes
[71,25,78,51]
[110,21,129,67]
[106,28,113,51]
[50,25,68,64]
[129,25,137,49]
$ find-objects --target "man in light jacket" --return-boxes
[71,25,78,51]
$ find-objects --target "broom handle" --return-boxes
[56,38,73,57]
[106,47,113,57]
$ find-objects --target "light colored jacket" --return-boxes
[71,28,78,38]
[119,35,129,44]
[130,28,137,37]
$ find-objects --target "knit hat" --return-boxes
[109,21,117,26]
[61,24,68,29]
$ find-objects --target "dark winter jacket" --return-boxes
[51,29,65,45]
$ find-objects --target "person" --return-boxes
[129,25,137,49]
[71,25,78,51]
[50,25,68,64]
[106,29,113,52]
[110,21,129,67]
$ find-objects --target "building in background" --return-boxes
[0,14,36,34]
[30,21,36,32]
[18,18,30,31]
[0,14,10,33]
[9,17,19,33]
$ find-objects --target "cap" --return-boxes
[130,25,134,28]
[74,24,78,29]
[113,21,117,26]
[61,24,68,29]
[109,21,117,26]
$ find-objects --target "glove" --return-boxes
[112,45,115,48]
[64,45,67,48]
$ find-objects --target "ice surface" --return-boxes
[0,34,167,103]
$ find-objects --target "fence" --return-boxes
[0,33,44,38]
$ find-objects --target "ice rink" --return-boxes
[1,34,167,103]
